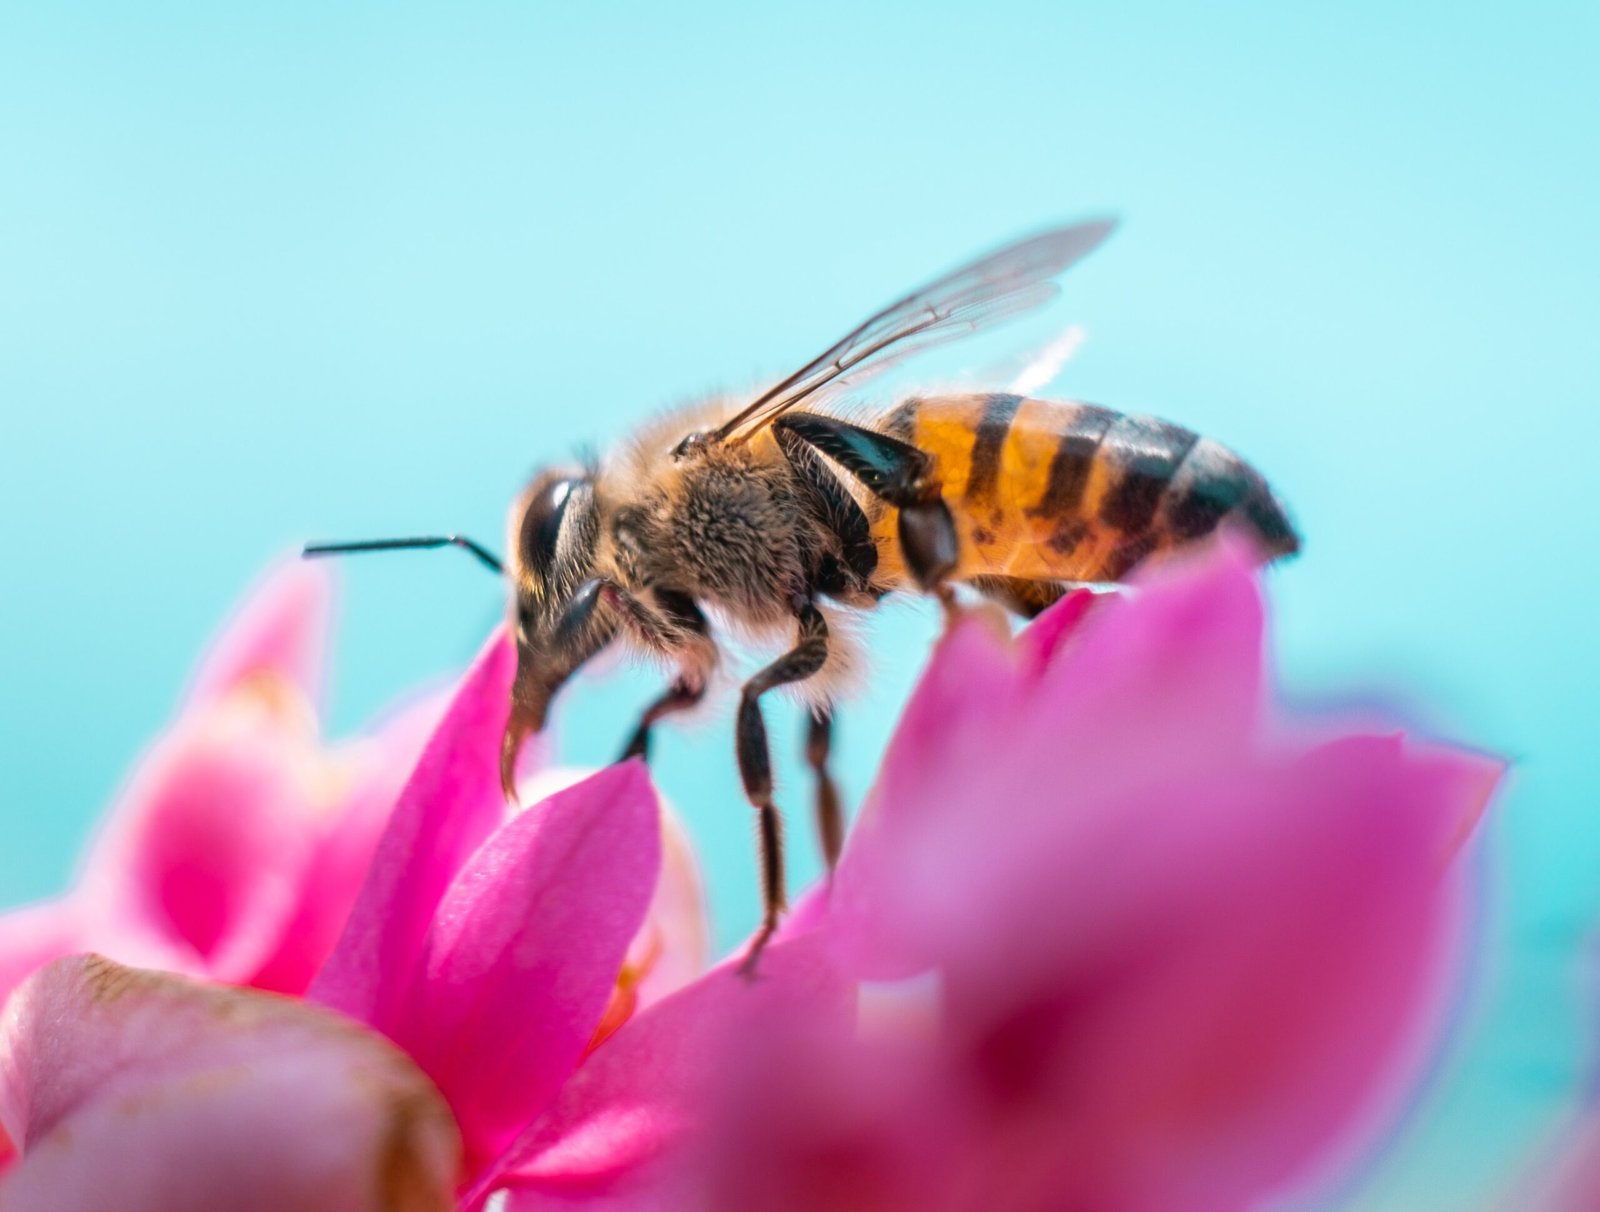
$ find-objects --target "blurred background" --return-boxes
[1,4,1594,1207]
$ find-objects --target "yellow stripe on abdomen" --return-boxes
[874,394,1129,584]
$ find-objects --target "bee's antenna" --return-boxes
[302,536,505,576]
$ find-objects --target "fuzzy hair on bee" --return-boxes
[306,218,1299,974]
[616,400,873,685]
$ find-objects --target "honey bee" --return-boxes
[307,219,1299,969]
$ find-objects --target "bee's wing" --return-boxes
[709,219,1115,445]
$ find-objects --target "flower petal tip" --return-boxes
[185,556,338,710]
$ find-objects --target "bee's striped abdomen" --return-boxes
[871,393,1298,587]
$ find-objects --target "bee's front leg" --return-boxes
[617,589,714,763]
[735,601,830,978]
[619,678,704,762]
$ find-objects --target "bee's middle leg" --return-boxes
[736,601,830,976]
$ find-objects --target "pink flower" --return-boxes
[0,955,460,1211]
[0,561,442,1005]
[0,538,1504,1210]
[693,538,1502,1212]
[302,628,852,1208]
[0,613,844,1208]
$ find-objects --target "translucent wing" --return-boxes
[709,219,1116,445]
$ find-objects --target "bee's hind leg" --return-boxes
[735,601,830,978]
[804,707,844,873]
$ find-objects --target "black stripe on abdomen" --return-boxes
[964,393,1022,503]
[1158,437,1301,558]
[1238,478,1301,557]
[1098,415,1200,534]
[1160,438,1249,541]
[1030,403,1118,520]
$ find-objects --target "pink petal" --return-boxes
[711,735,1493,1212]
[310,630,515,1031]
[184,558,335,709]
[0,902,82,1015]
[507,771,712,1034]
[695,1027,967,1212]
[1014,585,1097,681]
[931,735,1489,1211]
[836,537,1270,979]
[832,614,1026,977]
[496,929,853,1210]
[250,692,448,995]
[0,956,458,1212]
[1017,532,1266,774]
[820,541,1498,1209]
[1409,739,1505,865]
[401,762,660,1180]
[76,689,326,983]
[630,801,712,1013]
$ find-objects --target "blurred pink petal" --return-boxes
[498,930,854,1211]
[0,904,82,1017]
[77,686,326,983]
[399,762,659,1178]
[0,955,458,1212]
[836,536,1269,978]
[183,557,334,709]
[1022,533,1267,768]
[1013,584,1097,679]
[0,558,443,1003]
[310,630,515,1032]
[250,692,448,994]
[743,538,1499,1212]
[833,614,1023,980]
[921,735,1487,1211]
[697,1023,966,1212]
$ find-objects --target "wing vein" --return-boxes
[709,218,1116,445]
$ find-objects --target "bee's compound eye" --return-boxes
[519,477,575,576]
[671,430,709,460]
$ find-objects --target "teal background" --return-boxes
[1,4,1595,1207]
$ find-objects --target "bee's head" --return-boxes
[501,467,614,798]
